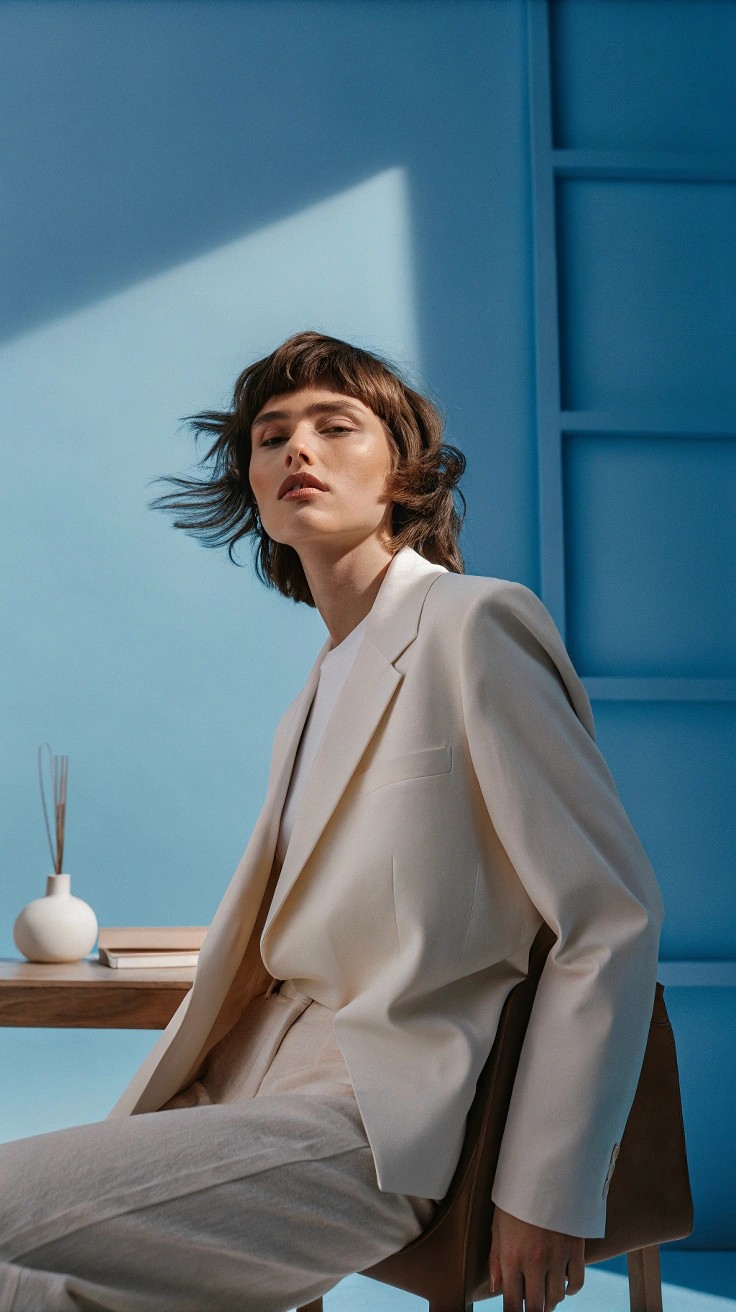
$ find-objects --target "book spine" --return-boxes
[98,927,207,951]
[98,949,200,969]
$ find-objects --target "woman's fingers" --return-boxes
[499,1261,568,1312]
[545,1261,568,1308]
[501,1265,525,1312]
[489,1205,587,1310]
[492,1252,580,1310]
[565,1248,586,1295]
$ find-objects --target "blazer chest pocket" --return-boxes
[355,744,453,794]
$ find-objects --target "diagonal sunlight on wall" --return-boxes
[0,166,419,1140]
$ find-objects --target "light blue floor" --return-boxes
[308,1250,736,1310]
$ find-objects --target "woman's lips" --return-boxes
[281,487,326,500]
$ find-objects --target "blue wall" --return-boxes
[0,0,534,1134]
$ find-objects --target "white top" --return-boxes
[275,610,371,865]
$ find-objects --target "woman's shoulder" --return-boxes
[422,569,569,666]
[426,568,544,623]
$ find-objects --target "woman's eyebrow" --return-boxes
[252,401,365,430]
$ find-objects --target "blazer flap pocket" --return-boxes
[355,744,453,792]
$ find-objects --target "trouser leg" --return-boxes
[0,1096,428,1312]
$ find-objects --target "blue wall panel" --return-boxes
[530,0,736,1249]
[592,701,736,961]
[557,180,736,412]
[663,987,736,1250]
[563,434,736,677]
[550,0,736,151]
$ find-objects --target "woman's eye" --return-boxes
[262,426,353,447]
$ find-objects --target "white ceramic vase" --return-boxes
[13,873,99,963]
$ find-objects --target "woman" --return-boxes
[0,331,664,1312]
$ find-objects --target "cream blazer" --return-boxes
[106,545,665,1238]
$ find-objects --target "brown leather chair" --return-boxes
[297,921,694,1312]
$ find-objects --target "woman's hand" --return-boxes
[489,1204,585,1310]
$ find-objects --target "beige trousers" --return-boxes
[0,979,438,1312]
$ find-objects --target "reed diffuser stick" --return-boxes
[38,744,69,875]
[15,745,96,963]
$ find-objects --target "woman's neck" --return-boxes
[300,541,395,648]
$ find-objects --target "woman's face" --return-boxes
[249,386,395,555]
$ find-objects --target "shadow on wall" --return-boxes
[1,0,523,386]
[2,0,535,567]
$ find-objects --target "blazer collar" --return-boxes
[259,544,448,944]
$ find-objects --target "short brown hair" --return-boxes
[147,330,467,607]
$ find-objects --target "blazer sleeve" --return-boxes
[458,581,665,1238]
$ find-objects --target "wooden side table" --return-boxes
[0,957,196,1029]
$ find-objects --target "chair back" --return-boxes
[360,923,694,1308]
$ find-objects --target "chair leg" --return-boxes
[627,1244,663,1312]
[296,1302,323,1312]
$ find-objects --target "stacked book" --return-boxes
[97,926,208,969]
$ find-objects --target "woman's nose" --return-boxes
[283,425,317,462]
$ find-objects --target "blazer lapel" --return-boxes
[260,545,448,946]
[109,547,447,1116]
